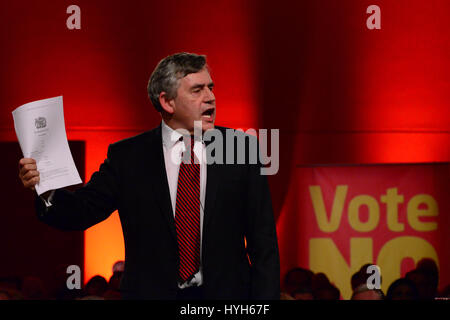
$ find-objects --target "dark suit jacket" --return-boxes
[35,125,280,299]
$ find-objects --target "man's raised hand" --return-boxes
[18,158,39,191]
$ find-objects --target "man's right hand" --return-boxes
[18,158,40,191]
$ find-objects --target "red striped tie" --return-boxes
[175,137,200,283]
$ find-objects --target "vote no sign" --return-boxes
[277,163,449,299]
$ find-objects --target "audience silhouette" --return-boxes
[0,258,447,300]
[386,278,419,300]
[280,257,446,300]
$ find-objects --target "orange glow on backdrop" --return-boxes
[66,131,133,283]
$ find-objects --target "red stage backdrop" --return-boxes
[277,163,449,299]
[1,0,449,285]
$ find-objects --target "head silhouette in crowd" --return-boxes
[351,263,382,292]
[291,286,314,300]
[312,273,341,300]
[112,260,125,273]
[283,267,314,297]
[406,268,437,300]
[413,258,439,298]
[351,284,384,300]
[386,278,419,300]
[84,275,108,298]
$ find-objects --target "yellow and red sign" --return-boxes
[277,163,449,299]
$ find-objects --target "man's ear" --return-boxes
[159,92,175,114]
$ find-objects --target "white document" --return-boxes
[12,96,82,195]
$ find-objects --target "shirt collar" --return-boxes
[161,120,207,148]
[161,120,183,149]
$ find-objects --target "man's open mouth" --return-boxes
[202,108,215,119]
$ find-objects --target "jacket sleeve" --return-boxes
[245,158,281,299]
[35,144,120,231]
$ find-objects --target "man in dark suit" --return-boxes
[18,52,280,300]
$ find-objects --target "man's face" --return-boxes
[171,68,216,133]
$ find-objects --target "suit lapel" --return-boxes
[203,127,227,235]
[145,125,177,240]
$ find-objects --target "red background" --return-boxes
[0,0,449,286]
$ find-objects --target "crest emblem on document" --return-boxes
[35,117,47,129]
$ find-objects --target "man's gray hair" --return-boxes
[147,52,207,112]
